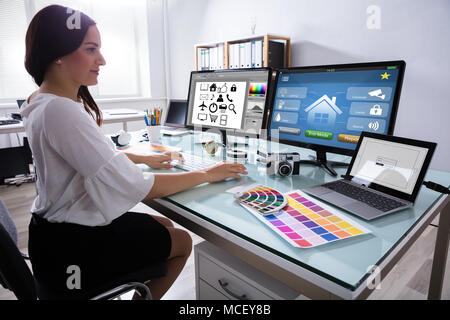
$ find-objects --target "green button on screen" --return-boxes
[305,130,333,140]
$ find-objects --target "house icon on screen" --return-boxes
[304,94,343,126]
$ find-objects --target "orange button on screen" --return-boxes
[338,134,360,144]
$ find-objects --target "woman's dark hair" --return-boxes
[25,5,102,126]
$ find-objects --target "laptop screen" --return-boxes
[350,136,430,195]
[165,100,187,127]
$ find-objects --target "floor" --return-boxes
[0,182,449,300]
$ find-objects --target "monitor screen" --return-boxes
[268,61,405,153]
[165,99,188,127]
[185,68,272,135]
[17,99,25,108]
[350,136,429,195]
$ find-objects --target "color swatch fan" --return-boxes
[235,185,287,215]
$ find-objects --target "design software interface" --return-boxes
[270,65,401,150]
[186,69,270,135]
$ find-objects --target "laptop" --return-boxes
[160,99,190,136]
[304,132,436,220]
[17,99,25,108]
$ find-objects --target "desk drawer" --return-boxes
[198,254,273,300]
[198,279,229,300]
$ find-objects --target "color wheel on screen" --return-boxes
[235,185,287,215]
[248,83,266,97]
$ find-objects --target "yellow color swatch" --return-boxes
[305,213,321,220]
[327,216,342,223]
[336,221,353,229]
[346,227,364,235]
[290,203,303,210]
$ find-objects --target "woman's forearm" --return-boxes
[124,152,144,164]
[144,171,210,200]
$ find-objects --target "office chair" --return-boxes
[0,197,167,300]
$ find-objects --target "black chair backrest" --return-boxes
[0,198,18,244]
[0,223,37,300]
[0,201,37,300]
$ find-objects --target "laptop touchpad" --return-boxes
[322,193,356,206]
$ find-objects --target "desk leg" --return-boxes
[428,196,450,300]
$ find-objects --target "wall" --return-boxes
[166,0,450,171]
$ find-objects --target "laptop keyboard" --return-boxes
[324,180,406,212]
[172,153,218,171]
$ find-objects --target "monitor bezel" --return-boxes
[345,131,436,203]
[267,60,406,157]
[185,67,274,138]
[165,99,188,128]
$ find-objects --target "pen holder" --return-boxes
[146,125,161,144]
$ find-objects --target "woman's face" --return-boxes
[60,25,106,87]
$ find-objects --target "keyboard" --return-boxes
[173,153,218,171]
[324,180,406,212]
[0,119,20,125]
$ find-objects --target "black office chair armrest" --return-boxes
[90,282,151,300]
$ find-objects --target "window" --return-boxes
[0,1,37,100]
[0,0,151,101]
[314,113,329,124]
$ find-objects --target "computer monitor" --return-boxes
[0,146,31,184]
[164,99,188,128]
[185,68,273,144]
[268,60,406,176]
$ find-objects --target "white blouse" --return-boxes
[20,93,154,226]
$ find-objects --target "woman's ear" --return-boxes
[55,58,62,65]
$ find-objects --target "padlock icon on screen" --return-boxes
[370,104,382,116]
[231,84,237,92]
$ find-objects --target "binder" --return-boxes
[218,43,224,69]
[210,47,216,70]
[234,44,240,69]
[239,43,245,68]
[245,42,252,68]
[255,40,263,68]
[251,41,256,68]
[205,48,210,70]
[229,44,235,69]
[198,48,202,70]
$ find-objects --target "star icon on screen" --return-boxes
[381,72,391,80]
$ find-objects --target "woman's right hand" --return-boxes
[203,161,248,183]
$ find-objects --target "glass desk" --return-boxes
[140,132,450,299]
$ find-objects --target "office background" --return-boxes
[0,0,449,172]
[165,0,450,171]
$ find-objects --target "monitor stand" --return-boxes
[300,150,349,177]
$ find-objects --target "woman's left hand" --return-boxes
[142,151,184,169]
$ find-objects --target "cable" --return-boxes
[423,181,450,194]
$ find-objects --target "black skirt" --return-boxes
[28,211,171,298]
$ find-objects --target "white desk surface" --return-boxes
[0,108,145,134]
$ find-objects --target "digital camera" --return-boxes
[265,152,300,176]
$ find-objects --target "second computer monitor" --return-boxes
[268,60,406,175]
[185,68,272,136]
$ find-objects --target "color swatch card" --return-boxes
[239,189,371,248]
[234,184,287,215]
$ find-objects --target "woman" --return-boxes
[21,5,247,300]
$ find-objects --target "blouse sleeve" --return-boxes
[43,98,154,223]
